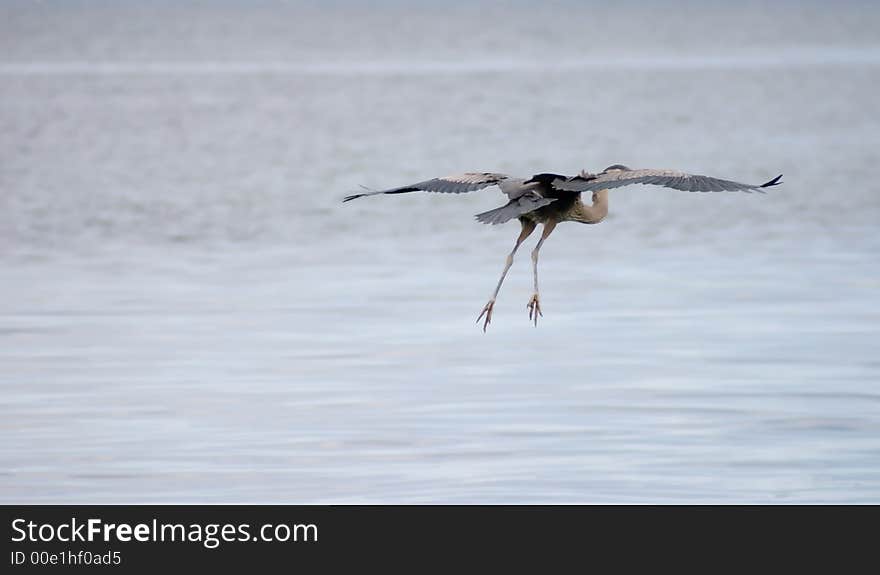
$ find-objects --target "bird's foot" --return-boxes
[476,300,495,332]
[527,294,542,326]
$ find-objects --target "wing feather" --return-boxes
[343,172,509,202]
[553,168,782,194]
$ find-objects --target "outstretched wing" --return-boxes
[343,172,509,202]
[553,169,782,194]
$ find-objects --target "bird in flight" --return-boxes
[343,165,782,331]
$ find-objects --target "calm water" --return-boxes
[1,0,879,503]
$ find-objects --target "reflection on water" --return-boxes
[1,1,879,502]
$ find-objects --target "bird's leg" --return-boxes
[528,220,557,326]
[477,220,536,332]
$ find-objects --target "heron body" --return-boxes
[512,174,609,226]
[343,165,782,331]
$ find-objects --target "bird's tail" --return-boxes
[475,196,556,225]
[475,203,518,225]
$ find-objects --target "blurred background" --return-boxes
[1,0,878,502]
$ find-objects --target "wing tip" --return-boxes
[343,184,379,202]
[760,174,783,188]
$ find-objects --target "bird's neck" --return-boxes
[573,189,609,224]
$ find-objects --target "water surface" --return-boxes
[1,0,879,503]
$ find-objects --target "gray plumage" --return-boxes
[554,165,782,194]
[343,172,510,202]
[475,192,556,225]
[343,164,782,331]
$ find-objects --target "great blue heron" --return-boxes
[343,165,782,331]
